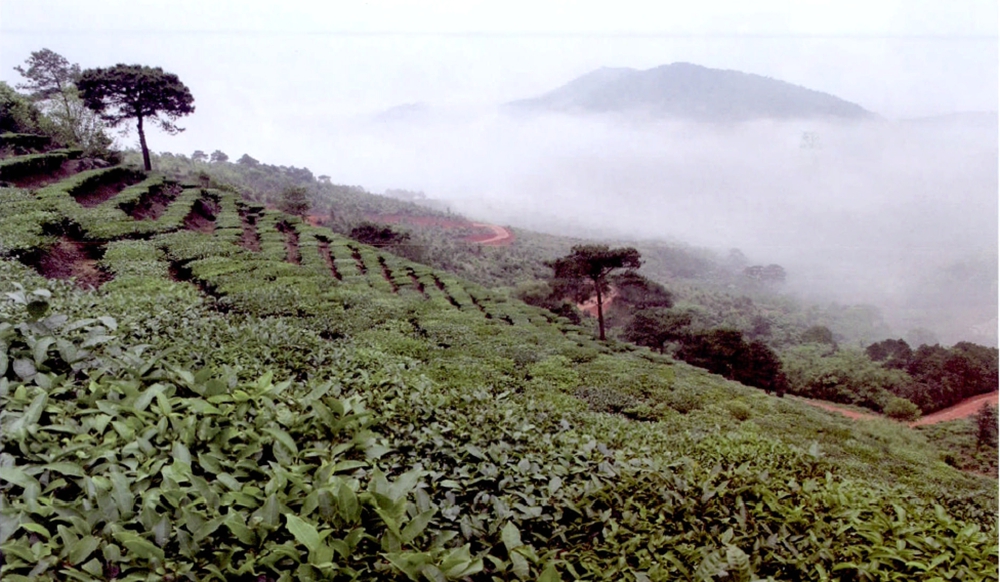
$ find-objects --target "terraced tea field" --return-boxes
[0,144,996,581]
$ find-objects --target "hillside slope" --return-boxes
[0,151,996,580]
[506,62,877,121]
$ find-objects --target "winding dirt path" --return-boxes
[468,222,514,246]
[794,392,999,426]
[911,392,998,426]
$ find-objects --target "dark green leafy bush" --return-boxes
[0,152,67,181]
[884,395,922,421]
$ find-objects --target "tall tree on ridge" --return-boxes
[78,64,194,171]
[549,245,641,340]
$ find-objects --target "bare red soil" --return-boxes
[911,392,999,426]
[466,222,515,246]
[407,269,427,297]
[276,221,300,264]
[794,392,999,426]
[377,256,399,292]
[183,198,219,233]
[349,246,366,274]
[8,159,87,189]
[25,237,110,290]
[576,289,618,318]
[238,210,262,252]
[315,239,341,280]
[126,184,181,221]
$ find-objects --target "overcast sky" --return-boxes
[2,1,997,170]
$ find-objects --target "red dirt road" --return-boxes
[795,392,999,426]
[467,222,514,246]
[910,391,998,426]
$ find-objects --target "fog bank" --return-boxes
[298,109,997,345]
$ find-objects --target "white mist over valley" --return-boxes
[286,106,997,346]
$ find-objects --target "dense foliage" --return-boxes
[676,329,788,396]
[918,413,999,475]
[278,185,310,218]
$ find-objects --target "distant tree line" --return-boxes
[532,245,789,396]
[866,339,998,413]
[530,246,996,418]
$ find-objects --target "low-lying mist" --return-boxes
[295,108,998,346]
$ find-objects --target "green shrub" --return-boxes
[558,344,600,363]
[663,387,704,414]
[0,152,67,181]
[575,385,640,414]
[725,399,753,421]
[0,132,51,151]
[884,396,921,421]
[2,178,997,581]
[527,355,579,391]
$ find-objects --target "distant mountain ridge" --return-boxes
[372,102,432,123]
[506,62,877,121]
[899,111,998,126]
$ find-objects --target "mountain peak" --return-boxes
[506,63,876,121]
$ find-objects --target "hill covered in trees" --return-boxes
[506,62,877,121]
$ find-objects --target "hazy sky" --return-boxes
[1,1,997,169]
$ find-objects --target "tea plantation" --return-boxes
[0,154,997,580]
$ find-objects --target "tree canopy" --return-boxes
[678,329,788,396]
[13,48,79,102]
[237,153,259,166]
[78,64,194,171]
[866,338,913,369]
[623,308,692,354]
[743,264,787,286]
[350,222,411,248]
[976,404,998,450]
[548,245,641,340]
[801,325,837,348]
[278,185,310,217]
[0,81,47,134]
[610,270,674,310]
[13,48,112,154]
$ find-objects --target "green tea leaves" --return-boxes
[284,513,321,552]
